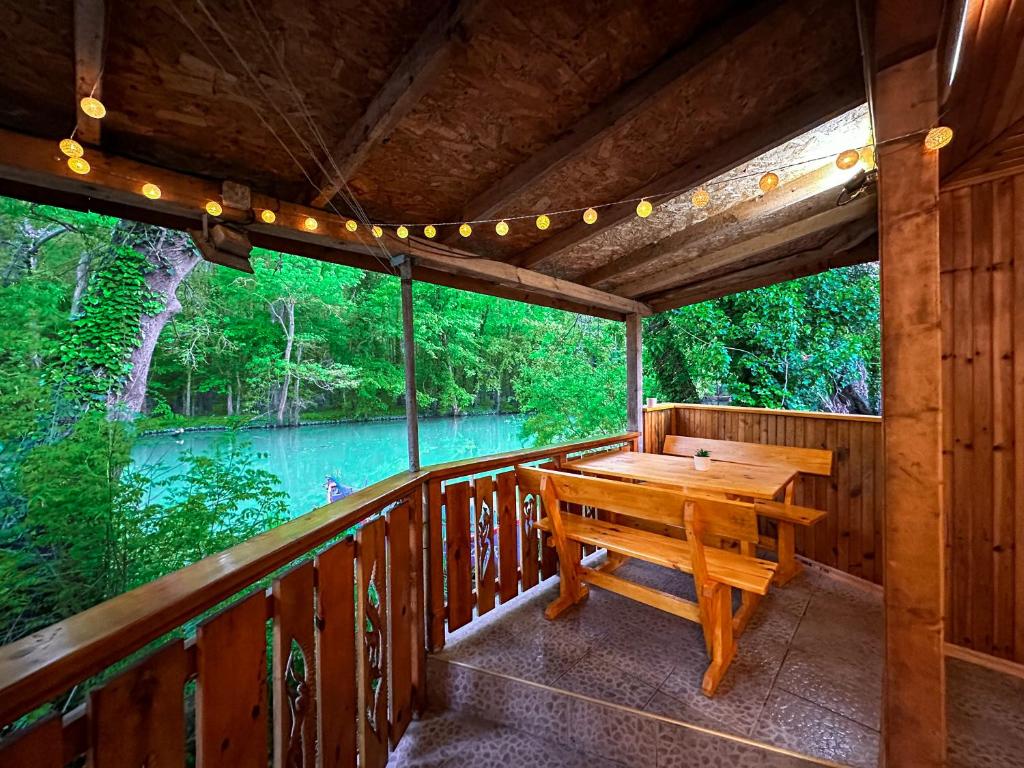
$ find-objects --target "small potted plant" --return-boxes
[693,448,712,471]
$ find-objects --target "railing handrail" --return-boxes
[645,402,881,424]
[0,431,638,727]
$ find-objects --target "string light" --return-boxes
[80,96,106,119]
[583,207,598,224]
[372,225,383,238]
[345,219,358,232]
[59,138,84,158]
[835,149,860,170]
[459,223,472,238]
[924,126,954,151]
[495,220,509,236]
[758,172,779,193]
[424,224,436,239]
[141,183,162,200]
[260,209,276,224]
[67,157,90,175]
[535,214,550,230]
[691,188,710,208]
[396,225,409,239]
[636,199,653,218]
[205,200,223,216]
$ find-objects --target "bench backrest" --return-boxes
[663,435,833,477]
[515,465,759,544]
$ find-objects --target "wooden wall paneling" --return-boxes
[195,590,269,768]
[87,640,187,767]
[314,538,357,768]
[272,560,317,768]
[860,424,875,582]
[940,189,956,630]
[1015,174,1024,663]
[443,481,473,632]
[0,715,62,767]
[837,419,851,573]
[426,479,445,650]
[356,517,389,768]
[388,502,414,744]
[991,177,1016,658]
[825,418,839,568]
[496,470,519,603]
[473,475,497,615]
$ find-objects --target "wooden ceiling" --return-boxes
[0,0,876,317]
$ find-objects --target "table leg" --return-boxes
[774,521,801,585]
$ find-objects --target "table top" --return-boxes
[564,451,796,500]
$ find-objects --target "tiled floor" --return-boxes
[948,656,1024,767]
[436,556,883,767]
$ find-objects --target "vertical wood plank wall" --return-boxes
[941,174,1024,663]
[645,404,884,585]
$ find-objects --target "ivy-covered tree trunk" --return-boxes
[107,224,200,418]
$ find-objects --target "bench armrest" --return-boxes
[753,499,827,526]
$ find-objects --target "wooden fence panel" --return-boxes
[196,590,268,768]
[444,481,473,631]
[88,640,187,767]
[356,517,389,768]
[496,469,519,603]
[315,538,356,768]
[272,560,317,768]
[0,715,62,767]
[473,476,497,616]
[388,502,414,744]
[426,479,445,650]
[520,484,541,591]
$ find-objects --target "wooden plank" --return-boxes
[662,435,833,476]
[272,560,317,768]
[408,488,427,714]
[860,424,876,583]
[195,591,268,768]
[88,640,187,767]
[496,470,519,603]
[520,481,541,591]
[0,715,62,767]
[356,517,389,768]
[444,480,473,631]
[837,420,851,573]
[73,0,104,146]
[579,566,701,621]
[426,479,445,650]
[388,502,414,744]
[315,538,357,768]
[875,48,945,767]
[472,476,497,615]
[311,0,484,207]
[940,188,955,617]
[1014,172,1024,663]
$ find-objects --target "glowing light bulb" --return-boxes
[424,224,437,239]
[205,200,223,216]
[924,126,953,151]
[583,207,598,224]
[67,156,90,175]
[758,172,779,193]
[459,223,472,238]
[835,149,860,170]
[636,199,653,218]
[260,209,276,224]
[80,96,106,119]
[59,138,83,158]
[495,220,509,236]
[535,214,550,230]
[141,183,161,200]
[345,219,358,232]
[397,225,409,239]
[303,216,318,231]
[372,225,383,238]
[691,188,710,208]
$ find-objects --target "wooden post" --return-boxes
[398,256,420,472]
[875,49,946,766]
[626,313,643,451]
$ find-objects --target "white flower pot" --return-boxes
[693,455,711,471]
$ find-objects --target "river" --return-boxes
[131,414,532,517]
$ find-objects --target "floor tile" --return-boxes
[657,721,824,767]
[947,658,1024,768]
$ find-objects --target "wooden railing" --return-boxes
[644,403,883,584]
[0,431,637,765]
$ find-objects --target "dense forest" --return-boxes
[0,196,878,681]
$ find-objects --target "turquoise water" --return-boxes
[131,414,531,517]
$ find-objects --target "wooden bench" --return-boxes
[518,465,777,696]
[664,435,831,584]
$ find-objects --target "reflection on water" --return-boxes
[131,414,531,517]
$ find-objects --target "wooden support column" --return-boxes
[397,256,420,472]
[625,313,643,451]
[875,50,945,767]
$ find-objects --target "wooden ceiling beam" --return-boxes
[646,227,878,312]
[616,192,877,299]
[579,164,839,288]
[0,126,637,320]
[510,83,865,270]
[73,0,105,146]
[444,0,780,239]
[310,0,483,209]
